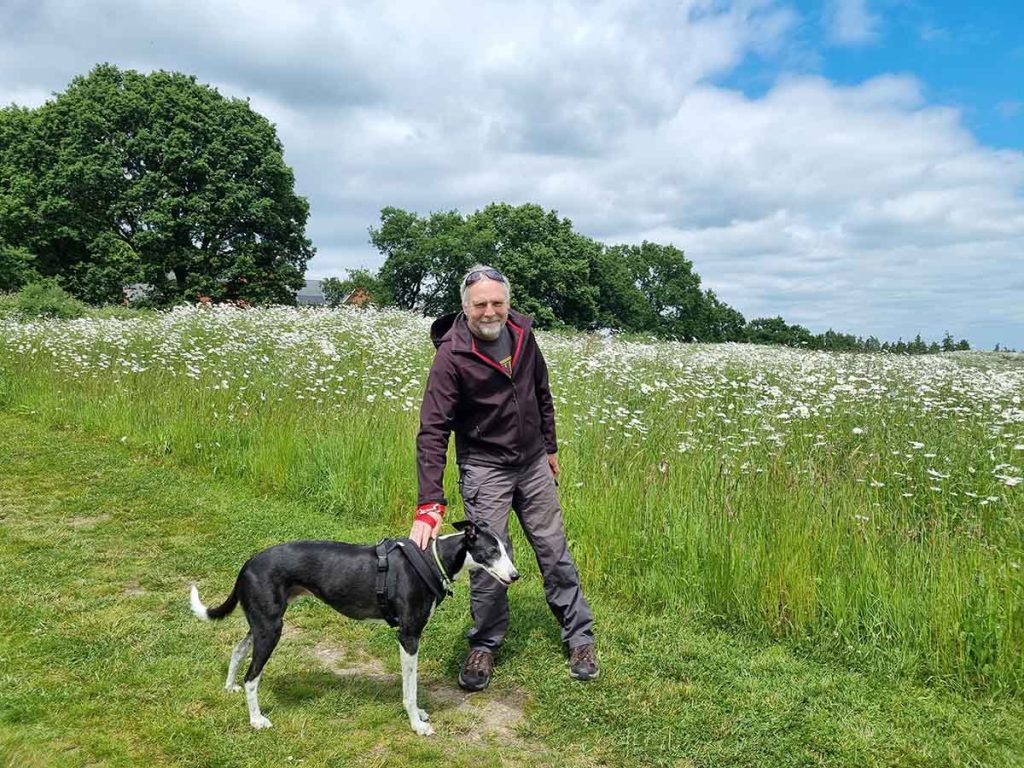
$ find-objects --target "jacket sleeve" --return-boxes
[533,340,558,454]
[416,345,460,505]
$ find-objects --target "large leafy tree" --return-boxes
[370,203,602,328]
[468,203,600,329]
[365,203,762,340]
[371,206,470,314]
[0,64,313,304]
[614,242,706,339]
[0,106,42,290]
[699,289,747,342]
[745,316,815,347]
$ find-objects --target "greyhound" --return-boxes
[189,520,518,735]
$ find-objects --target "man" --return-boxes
[410,265,598,691]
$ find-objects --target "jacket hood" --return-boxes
[429,309,533,350]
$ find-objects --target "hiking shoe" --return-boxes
[569,644,599,681]
[458,649,494,691]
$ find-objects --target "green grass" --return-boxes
[2,412,1024,767]
[2,308,1022,696]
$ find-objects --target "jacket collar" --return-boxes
[430,309,533,354]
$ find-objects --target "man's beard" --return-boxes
[475,319,504,341]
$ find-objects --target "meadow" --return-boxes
[1,304,1023,765]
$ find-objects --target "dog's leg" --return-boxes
[225,633,252,692]
[244,675,271,730]
[243,620,283,730]
[399,636,433,736]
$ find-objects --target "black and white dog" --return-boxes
[189,520,518,735]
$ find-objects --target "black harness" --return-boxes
[375,537,454,628]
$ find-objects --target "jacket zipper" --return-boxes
[468,330,525,460]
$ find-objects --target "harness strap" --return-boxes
[375,539,400,627]
[395,540,452,603]
[374,537,453,628]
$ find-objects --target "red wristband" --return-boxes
[415,503,445,530]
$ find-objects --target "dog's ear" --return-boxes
[452,520,477,540]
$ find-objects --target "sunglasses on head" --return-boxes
[463,268,505,286]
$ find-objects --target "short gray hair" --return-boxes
[460,264,511,308]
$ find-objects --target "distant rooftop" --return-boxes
[296,279,325,305]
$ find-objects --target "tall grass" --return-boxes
[1,305,1021,694]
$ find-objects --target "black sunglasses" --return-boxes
[463,268,506,286]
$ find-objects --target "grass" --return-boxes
[3,411,1024,767]
[1,307,1021,695]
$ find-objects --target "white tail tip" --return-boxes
[190,583,209,621]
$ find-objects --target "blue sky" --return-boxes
[724,0,1024,149]
[1,0,1022,349]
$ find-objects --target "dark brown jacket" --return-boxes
[416,309,557,505]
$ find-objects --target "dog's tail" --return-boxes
[190,582,239,621]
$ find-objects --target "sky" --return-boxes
[1,0,1022,349]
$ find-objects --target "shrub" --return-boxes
[0,291,18,317]
[15,279,88,319]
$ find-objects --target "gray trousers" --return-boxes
[460,452,595,652]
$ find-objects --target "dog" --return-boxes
[189,520,517,735]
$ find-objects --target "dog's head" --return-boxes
[452,520,519,586]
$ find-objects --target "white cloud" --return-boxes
[0,0,1022,348]
[825,0,880,46]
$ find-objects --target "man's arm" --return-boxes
[533,341,558,457]
[416,346,460,506]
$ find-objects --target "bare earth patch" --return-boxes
[307,639,534,747]
[427,684,528,744]
[67,514,110,528]
[311,640,392,682]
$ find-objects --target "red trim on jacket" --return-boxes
[469,321,524,379]
[469,337,509,377]
[507,319,526,370]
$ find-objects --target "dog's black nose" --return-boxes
[510,571,520,582]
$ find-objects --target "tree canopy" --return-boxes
[364,203,748,341]
[346,203,967,353]
[0,64,313,303]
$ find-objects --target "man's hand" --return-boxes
[547,453,560,479]
[410,503,445,549]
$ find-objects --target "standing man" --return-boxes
[410,265,598,691]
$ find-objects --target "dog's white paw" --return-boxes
[418,708,430,722]
[250,715,273,730]
[225,684,243,693]
[412,720,434,736]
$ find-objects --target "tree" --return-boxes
[468,203,600,329]
[371,203,603,328]
[746,316,814,347]
[589,245,652,332]
[699,289,746,342]
[0,246,37,291]
[0,64,313,304]
[624,242,706,339]
[321,269,384,307]
[0,106,42,290]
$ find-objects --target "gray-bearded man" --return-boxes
[409,265,598,691]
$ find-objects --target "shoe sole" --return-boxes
[458,673,490,692]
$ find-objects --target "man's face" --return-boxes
[464,278,509,341]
